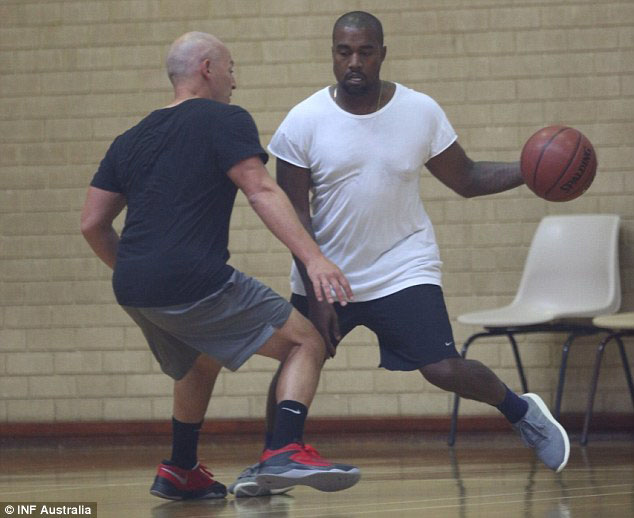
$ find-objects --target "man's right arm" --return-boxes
[227,156,352,310]
[276,158,343,356]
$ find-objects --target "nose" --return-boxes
[348,52,362,69]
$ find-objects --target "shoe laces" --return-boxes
[302,443,318,454]
[301,443,327,460]
[196,463,215,480]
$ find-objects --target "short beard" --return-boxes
[339,81,369,96]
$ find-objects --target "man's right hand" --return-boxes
[305,255,353,306]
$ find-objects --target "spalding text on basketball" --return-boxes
[560,147,592,192]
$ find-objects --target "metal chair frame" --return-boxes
[448,323,606,446]
[581,329,634,445]
[449,214,621,446]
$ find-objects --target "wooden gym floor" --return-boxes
[1,432,633,518]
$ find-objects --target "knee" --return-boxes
[292,329,327,363]
[420,358,460,387]
[189,354,222,378]
[273,323,327,367]
[285,312,328,362]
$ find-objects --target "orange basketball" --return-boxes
[520,125,597,202]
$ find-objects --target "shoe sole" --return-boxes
[256,468,360,492]
[150,489,183,500]
[231,481,294,498]
[524,392,570,473]
[150,489,226,500]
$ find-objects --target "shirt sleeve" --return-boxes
[90,141,123,193]
[214,107,268,174]
[267,111,311,169]
[428,97,458,159]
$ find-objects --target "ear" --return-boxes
[200,58,212,77]
[380,46,387,62]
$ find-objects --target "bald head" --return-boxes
[333,11,383,46]
[166,32,226,85]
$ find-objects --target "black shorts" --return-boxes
[291,284,460,371]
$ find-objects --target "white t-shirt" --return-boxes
[268,83,457,302]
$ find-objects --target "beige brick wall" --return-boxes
[1,0,633,424]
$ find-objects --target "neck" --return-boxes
[166,83,207,108]
[334,81,384,115]
[165,94,199,108]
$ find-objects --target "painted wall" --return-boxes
[1,0,633,423]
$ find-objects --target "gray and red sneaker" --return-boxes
[255,443,360,492]
[150,461,226,500]
[228,462,295,497]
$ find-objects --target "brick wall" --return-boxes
[1,0,633,424]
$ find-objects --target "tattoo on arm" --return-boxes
[466,161,523,197]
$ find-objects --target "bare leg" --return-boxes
[248,309,359,493]
[173,309,322,425]
[260,309,330,443]
[420,357,506,405]
[265,364,283,443]
[150,354,225,500]
[227,310,331,497]
[173,354,222,423]
[257,308,326,407]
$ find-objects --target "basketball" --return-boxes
[520,125,597,202]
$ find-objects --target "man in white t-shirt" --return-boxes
[228,11,570,497]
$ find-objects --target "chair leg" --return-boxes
[615,335,634,410]
[581,334,612,446]
[507,333,528,393]
[448,332,492,446]
[554,333,577,420]
[448,387,461,447]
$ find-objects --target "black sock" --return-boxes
[170,417,202,469]
[264,431,273,450]
[495,387,529,424]
[269,400,308,450]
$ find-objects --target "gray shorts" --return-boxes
[122,270,293,380]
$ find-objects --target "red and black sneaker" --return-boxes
[254,443,360,492]
[150,461,227,500]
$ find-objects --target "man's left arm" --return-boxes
[425,141,523,198]
[80,186,127,269]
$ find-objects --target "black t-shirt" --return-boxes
[90,98,268,307]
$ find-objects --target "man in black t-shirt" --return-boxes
[81,31,359,500]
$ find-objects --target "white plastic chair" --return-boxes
[449,214,621,445]
[582,312,634,445]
